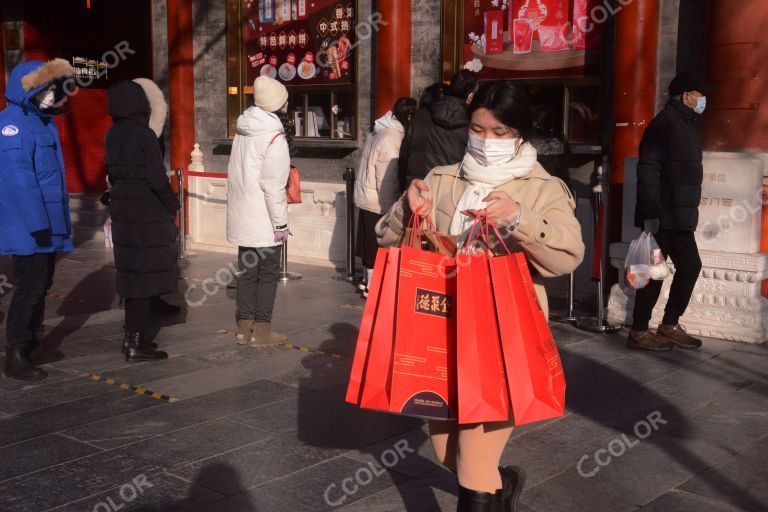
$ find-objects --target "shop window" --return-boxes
[226,0,358,143]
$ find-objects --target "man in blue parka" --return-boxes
[0,58,76,381]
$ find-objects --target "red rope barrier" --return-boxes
[182,170,228,179]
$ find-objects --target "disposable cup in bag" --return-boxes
[648,234,670,280]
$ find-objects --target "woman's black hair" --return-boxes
[419,82,446,108]
[392,97,417,132]
[469,81,533,141]
[449,70,479,100]
[275,109,297,156]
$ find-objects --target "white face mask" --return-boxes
[37,89,57,110]
[467,134,522,167]
[694,96,706,114]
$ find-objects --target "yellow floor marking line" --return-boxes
[89,374,177,403]
[218,330,343,360]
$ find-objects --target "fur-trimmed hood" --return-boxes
[5,59,75,110]
[132,78,167,137]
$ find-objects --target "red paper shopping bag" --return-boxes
[490,252,566,425]
[456,251,510,424]
[346,248,390,405]
[388,245,457,420]
[358,247,402,412]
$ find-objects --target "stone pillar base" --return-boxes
[607,243,768,344]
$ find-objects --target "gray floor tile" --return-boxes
[337,468,458,512]
[0,390,159,448]
[167,435,342,495]
[638,490,744,511]
[51,473,223,512]
[0,376,108,416]
[63,380,297,449]
[232,456,408,512]
[0,433,101,482]
[678,435,768,512]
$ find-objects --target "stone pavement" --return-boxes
[0,236,766,512]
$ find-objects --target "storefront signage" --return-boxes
[245,1,355,86]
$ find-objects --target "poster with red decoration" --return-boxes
[244,0,355,86]
[461,0,603,80]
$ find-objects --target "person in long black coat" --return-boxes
[105,80,179,362]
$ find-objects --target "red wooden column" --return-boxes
[167,0,196,233]
[607,0,660,251]
[374,0,412,118]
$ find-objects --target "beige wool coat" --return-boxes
[376,162,586,317]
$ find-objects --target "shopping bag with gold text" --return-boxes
[388,245,457,419]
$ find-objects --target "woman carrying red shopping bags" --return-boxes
[376,81,585,511]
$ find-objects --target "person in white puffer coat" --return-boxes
[227,76,292,347]
[354,97,417,297]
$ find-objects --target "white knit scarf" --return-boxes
[448,142,538,240]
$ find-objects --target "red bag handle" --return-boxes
[461,212,514,256]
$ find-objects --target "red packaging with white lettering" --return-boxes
[484,11,505,55]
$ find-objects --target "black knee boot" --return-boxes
[497,466,527,511]
[124,333,168,362]
[3,344,47,381]
[457,485,496,512]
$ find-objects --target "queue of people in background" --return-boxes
[354,97,418,297]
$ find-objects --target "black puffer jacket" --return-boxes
[105,81,180,299]
[635,100,703,231]
[398,95,470,188]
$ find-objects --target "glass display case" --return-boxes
[226,0,358,143]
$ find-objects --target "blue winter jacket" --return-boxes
[0,61,73,256]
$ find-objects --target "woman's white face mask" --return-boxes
[37,88,57,110]
[467,134,522,167]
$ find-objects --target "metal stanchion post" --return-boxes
[343,167,357,283]
[176,168,186,260]
[550,192,578,324]
[279,239,302,282]
[576,164,621,334]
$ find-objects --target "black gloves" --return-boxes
[32,229,52,247]
[643,219,660,235]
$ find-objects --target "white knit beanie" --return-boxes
[252,76,289,113]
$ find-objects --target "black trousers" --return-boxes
[632,230,702,331]
[6,253,57,348]
[125,297,152,334]
[356,209,383,269]
[236,245,282,323]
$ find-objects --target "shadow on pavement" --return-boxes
[297,322,455,511]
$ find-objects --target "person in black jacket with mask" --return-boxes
[398,70,478,190]
[105,80,180,362]
[629,72,713,352]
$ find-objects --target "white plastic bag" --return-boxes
[625,233,652,289]
[104,217,113,249]
[648,235,670,280]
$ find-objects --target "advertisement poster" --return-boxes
[244,1,355,86]
[462,0,602,79]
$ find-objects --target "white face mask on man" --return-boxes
[37,89,57,110]
[467,134,522,167]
